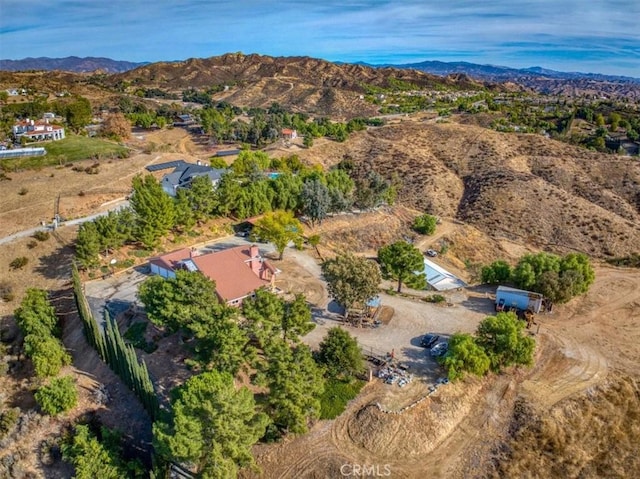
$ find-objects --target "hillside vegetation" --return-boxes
[308,120,640,258]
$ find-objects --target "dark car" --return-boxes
[430,342,449,357]
[420,333,439,348]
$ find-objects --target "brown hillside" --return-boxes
[111,53,489,118]
[300,120,640,258]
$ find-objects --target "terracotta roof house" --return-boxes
[281,128,297,140]
[13,118,65,141]
[148,245,278,306]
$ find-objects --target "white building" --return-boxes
[13,118,65,142]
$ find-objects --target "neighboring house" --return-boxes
[606,134,640,155]
[173,114,195,127]
[148,245,279,306]
[146,160,226,197]
[13,118,65,142]
[281,128,297,140]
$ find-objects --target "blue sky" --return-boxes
[1,0,639,76]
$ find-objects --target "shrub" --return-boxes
[9,257,28,270]
[319,378,365,419]
[412,213,437,235]
[27,240,38,249]
[480,260,512,284]
[35,376,78,416]
[123,322,157,353]
[317,327,364,379]
[422,294,446,303]
[18,187,28,196]
[32,230,50,242]
[0,282,14,302]
[0,407,20,441]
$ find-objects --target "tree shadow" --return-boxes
[459,295,496,315]
[34,243,75,280]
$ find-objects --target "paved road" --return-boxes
[0,200,129,246]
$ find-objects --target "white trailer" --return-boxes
[495,286,543,313]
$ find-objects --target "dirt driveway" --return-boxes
[85,237,494,383]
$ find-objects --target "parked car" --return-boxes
[430,342,448,357]
[420,333,440,348]
[425,249,438,257]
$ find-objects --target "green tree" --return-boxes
[608,112,621,131]
[173,189,196,232]
[269,173,302,211]
[62,425,136,479]
[189,309,249,375]
[252,210,303,259]
[14,289,71,377]
[511,252,594,303]
[185,175,219,224]
[301,179,331,226]
[65,96,92,132]
[317,327,364,379]
[512,252,561,290]
[321,253,381,318]
[303,135,313,148]
[378,241,426,293]
[480,260,512,284]
[75,222,101,269]
[24,334,72,377]
[130,174,176,248]
[153,370,268,479]
[242,288,285,341]
[138,271,246,373]
[476,312,535,371]
[560,253,595,294]
[282,293,315,342]
[441,333,490,381]
[326,169,354,212]
[242,289,314,343]
[35,376,78,416]
[412,214,437,235]
[138,270,219,332]
[259,341,324,434]
[14,288,58,336]
[94,211,129,255]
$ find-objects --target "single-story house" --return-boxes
[148,244,278,306]
[146,160,226,197]
[173,114,196,127]
[13,118,65,141]
[281,128,297,140]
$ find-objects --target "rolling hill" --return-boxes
[298,120,640,259]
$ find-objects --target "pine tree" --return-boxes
[76,222,101,269]
[130,175,176,248]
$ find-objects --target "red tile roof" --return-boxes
[149,245,275,303]
[149,248,192,271]
[192,246,273,302]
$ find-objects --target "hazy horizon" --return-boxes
[1,1,638,77]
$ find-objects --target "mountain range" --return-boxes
[2,55,638,85]
[387,60,640,84]
[0,56,147,73]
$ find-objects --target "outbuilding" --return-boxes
[495,286,543,313]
